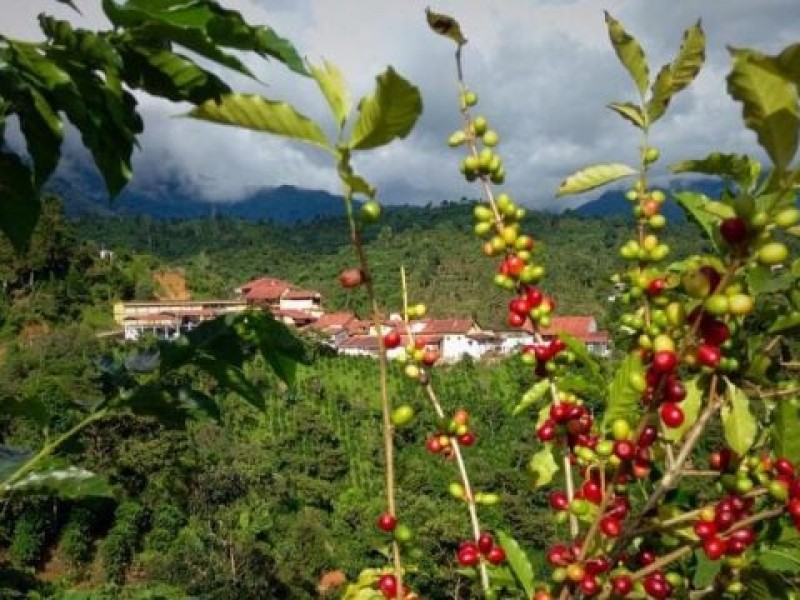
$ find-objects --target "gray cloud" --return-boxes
[4,0,799,208]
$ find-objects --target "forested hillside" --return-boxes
[71,202,709,327]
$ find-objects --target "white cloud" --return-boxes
[4,0,798,208]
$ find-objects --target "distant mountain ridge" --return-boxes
[48,159,728,223]
[47,162,354,224]
[572,179,725,221]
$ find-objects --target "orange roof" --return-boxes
[238,277,293,302]
[539,316,597,337]
[339,335,380,350]
[419,319,476,335]
[311,312,357,332]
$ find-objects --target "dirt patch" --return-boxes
[153,269,191,301]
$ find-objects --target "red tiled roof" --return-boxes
[585,332,610,343]
[419,319,476,335]
[310,312,357,332]
[339,335,381,350]
[530,316,596,337]
[238,277,292,302]
[345,319,371,334]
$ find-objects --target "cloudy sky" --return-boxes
[4,0,799,209]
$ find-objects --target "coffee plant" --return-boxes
[185,6,800,599]
[419,8,800,600]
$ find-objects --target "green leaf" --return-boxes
[245,312,311,386]
[496,530,536,599]
[309,60,351,130]
[775,43,800,85]
[102,0,308,77]
[0,151,40,252]
[558,332,602,379]
[647,21,705,123]
[603,352,643,430]
[189,93,330,150]
[741,567,791,600]
[770,313,800,334]
[670,152,760,191]
[722,382,757,456]
[425,8,467,46]
[727,48,799,170]
[673,191,725,252]
[18,88,64,186]
[607,102,645,129]
[513,379,550,416]
[119,44,231,104]
[604,12,649,97]
[3,458,112,499]
[349,67,422,151]
[664,376,702,442]
[528,444,558,488]
[757,549,800,573]
[556,163,637,197]
[693,549,722,588]
[747,265,795,295]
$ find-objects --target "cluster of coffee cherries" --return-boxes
[449,92,506,185]
[456,531,506,567]
[382,303,441,383]
[507,284,556,329]
[374,514,418,598]
[522,336,578,378]
[536,392,598,451]
[425,408,476,458]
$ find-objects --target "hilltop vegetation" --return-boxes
[72,201,709,327]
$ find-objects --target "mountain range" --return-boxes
[47,160,725,224]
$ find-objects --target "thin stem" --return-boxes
[423,384,490,593]
[342,192,403,597]
[400,265,489,593]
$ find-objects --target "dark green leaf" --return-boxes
[558,332,602,379]
[771,312,800,333]
[496,530,536,598]
[102,0,308,77]
[18,88,63,186]
[118,44,230,104]
[742,567,791,600]
[670,152,759,191]
[190,93,330,149]
[673,191,725,252]
[0,151,40,252]
[757,549,800,573]
[607,101,645,129]
[425,8,467,45]
[349,67,422,151]
[727,48,799,170]
[604,12,649,97]
[603,351,643,430]
[747,265,795,294]
[647,64,674,124]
